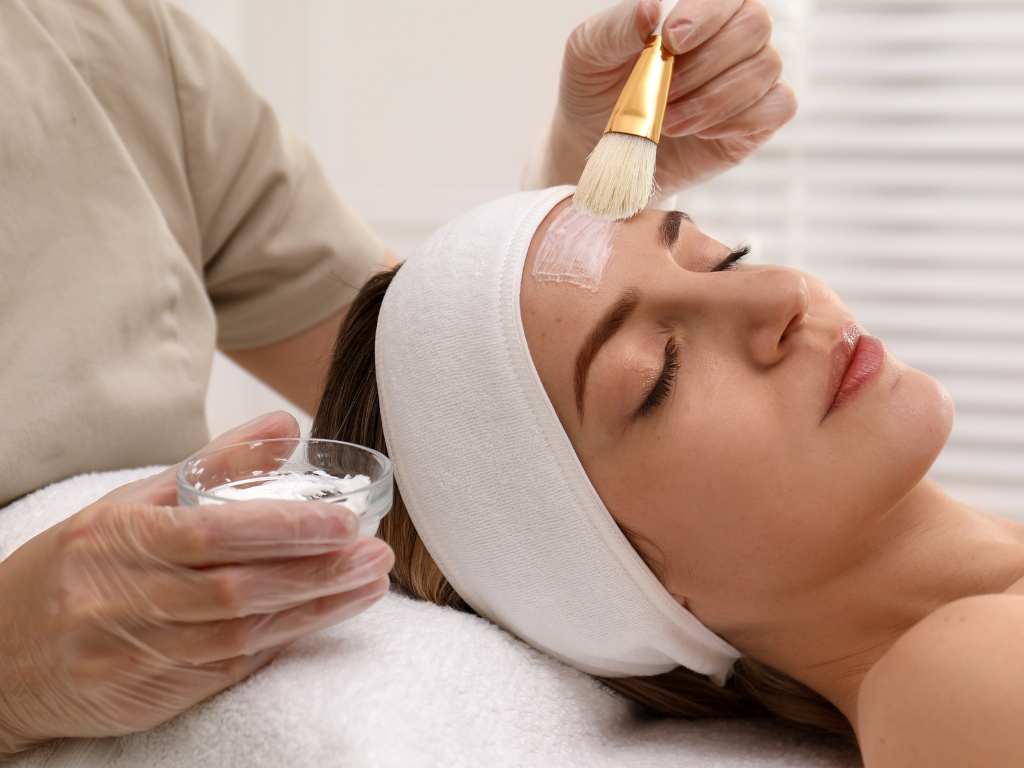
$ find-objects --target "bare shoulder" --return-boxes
[857,594,1024,768]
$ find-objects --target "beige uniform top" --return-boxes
[0,0,386,507]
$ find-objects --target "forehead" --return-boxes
[522,200,721,335]
[523,200,619,354]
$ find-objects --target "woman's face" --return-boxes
[521,198,953,640]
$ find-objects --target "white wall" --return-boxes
[176,0,599,245]
[181,0,597,436]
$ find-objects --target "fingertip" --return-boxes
[636,0,661,36]
[303,501,361,542]
[358,573,392,603]
[363,538,396,575]
[663,0,746,55]
[218,642,287,686]
[664,17,699,56]
[659,119,686,139]
[775,80,800,119]
[662,0,699,54]
[345,534,395,571]
[251,411,302,440]
[214,411,301,445]
[369,574,391,601]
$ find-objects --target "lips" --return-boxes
[824,324,885,418]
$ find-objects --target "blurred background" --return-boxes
[179,0,1024,521]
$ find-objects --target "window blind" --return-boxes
[676,0,1024,520]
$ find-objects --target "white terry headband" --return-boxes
[375,186,740,682]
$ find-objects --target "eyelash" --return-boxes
[638,338,680,418]
[635,245,748,418]
[712,244,751,272]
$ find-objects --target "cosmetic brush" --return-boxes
[574,0,678,221]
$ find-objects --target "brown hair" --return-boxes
[312,265,855,741]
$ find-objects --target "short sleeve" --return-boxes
[160,2,386,349]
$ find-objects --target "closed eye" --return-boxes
[712,245,751,272]
[638,337,679,418]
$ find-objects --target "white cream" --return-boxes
[532,205,620,291]
[202,469,371,513]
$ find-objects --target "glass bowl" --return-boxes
[176,438,393,536]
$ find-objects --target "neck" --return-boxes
[739,479,1024,729]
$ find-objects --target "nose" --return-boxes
[708,267,810,367]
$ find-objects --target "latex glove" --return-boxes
[524,0,797,198]
[0,412,393,758]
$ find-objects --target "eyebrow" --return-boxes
[573,287,644,421]
[659,210,692,250]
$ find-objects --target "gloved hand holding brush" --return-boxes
[524,0,796,201]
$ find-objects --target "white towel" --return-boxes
[3,470,860,768]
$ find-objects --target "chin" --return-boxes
[885,362,955,483]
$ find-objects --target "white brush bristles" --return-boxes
[573,132,657,221]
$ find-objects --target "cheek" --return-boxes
[591,385,797,571]
[585,355,954,607]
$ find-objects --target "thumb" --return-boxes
[565,0,661,73]
[209,410,301,446]
[99,411,301,506]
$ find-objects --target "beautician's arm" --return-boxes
[223,250,402,414]
[526,0,797,198]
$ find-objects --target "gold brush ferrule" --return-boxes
[603,34,675,144]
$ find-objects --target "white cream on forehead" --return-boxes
[532,204,621,291]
